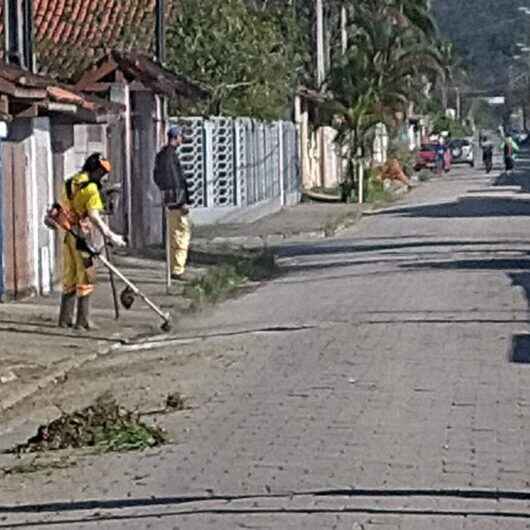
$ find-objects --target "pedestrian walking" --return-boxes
[154,127,192,282]
[501,133,519,174]
[53,153,127,330]
[480,135,494,173]
[434,137,446,175]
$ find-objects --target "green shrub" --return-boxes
[418,169,432,182]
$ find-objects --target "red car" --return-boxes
[414,143,452,172]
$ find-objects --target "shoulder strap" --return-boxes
[65,177,92,200]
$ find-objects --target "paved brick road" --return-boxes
[2,163,530,529]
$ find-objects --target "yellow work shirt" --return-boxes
[61,171,104,220]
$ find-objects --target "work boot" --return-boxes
[58,292,76,328]
[75,295,98,331]
[171,271,195,282]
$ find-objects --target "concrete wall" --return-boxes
[373,123,389,165]
[1,118,56,299]
[33,118,55,294]
[297,106,343,190]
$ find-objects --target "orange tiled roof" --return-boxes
[0,0,176,81]
[0,62,123,121]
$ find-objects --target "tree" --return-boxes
[311,0,446,199]
[166,0,306,119]
[325,2,444,154]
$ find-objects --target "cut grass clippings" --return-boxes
[6,393,167,455]
[184,265,247,306]
[185,251,276,307]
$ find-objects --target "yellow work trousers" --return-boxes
[167,208,191,275]
[63,233,96,297]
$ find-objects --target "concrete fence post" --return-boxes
[234,119,244,208]
[204,120,215,208]
[278,121,285,206]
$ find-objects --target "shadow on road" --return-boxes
[493,156,530,192]
[279,239,529,260]
[372,197,530,219]
[398,263,530,365]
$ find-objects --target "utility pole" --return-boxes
[6,0,33,71]
[455,87,461,120]
[155,0,166,65]
[316,0,325,87]
[23,0,33,72]
[341,4,348,55]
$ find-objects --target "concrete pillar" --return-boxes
[130,92,161,248]
[110,83,133,240]
[33,117,54,294]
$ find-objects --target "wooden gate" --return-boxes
[2,142,33,299]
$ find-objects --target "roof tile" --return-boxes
[0,0,176,81]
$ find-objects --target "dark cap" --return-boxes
[167,126,183,139]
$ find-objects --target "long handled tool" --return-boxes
[97,251,172,332]
[165,206,172,294]
[103,233,120,320]
[46,204,172,332]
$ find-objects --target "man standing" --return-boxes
[56,153,126,330]
[154,127,192,281]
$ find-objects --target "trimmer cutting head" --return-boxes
[120,286,136,310]
[161,320,172,332]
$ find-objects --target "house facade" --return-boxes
[0,63,122,299]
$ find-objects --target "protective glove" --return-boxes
[108,233,127,248]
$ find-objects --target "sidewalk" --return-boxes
[0,253,199,420]
[193,202,362,249]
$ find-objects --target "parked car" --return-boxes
[449,138,474,167]
[415,143,452,172]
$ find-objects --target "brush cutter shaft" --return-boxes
[97,254,170,323]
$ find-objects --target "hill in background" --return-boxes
[433,0,528,91]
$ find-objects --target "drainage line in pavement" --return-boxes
[3,487,530,515]
[357,318,530,325]
[2,507,530,528]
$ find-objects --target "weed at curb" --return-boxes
[417,169,432,182]
[184,265,246,306]
[6,393,167,455]
[184,251,276,307]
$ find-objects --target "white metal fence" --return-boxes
[172,117,300,223]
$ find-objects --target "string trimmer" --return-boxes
[46,203,172,332]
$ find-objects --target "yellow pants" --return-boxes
[63,233,96,297]
[167,208,191,275]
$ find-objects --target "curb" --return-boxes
[0,352,98,416]
[192,210,363,251]
[0,338,129,417]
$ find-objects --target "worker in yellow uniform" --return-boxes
[153,127,192,280]
[58,153,126,330]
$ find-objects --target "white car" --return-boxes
[449,138,474,167]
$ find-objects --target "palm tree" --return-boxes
[332,6,443,137]
[320,1,445,198]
